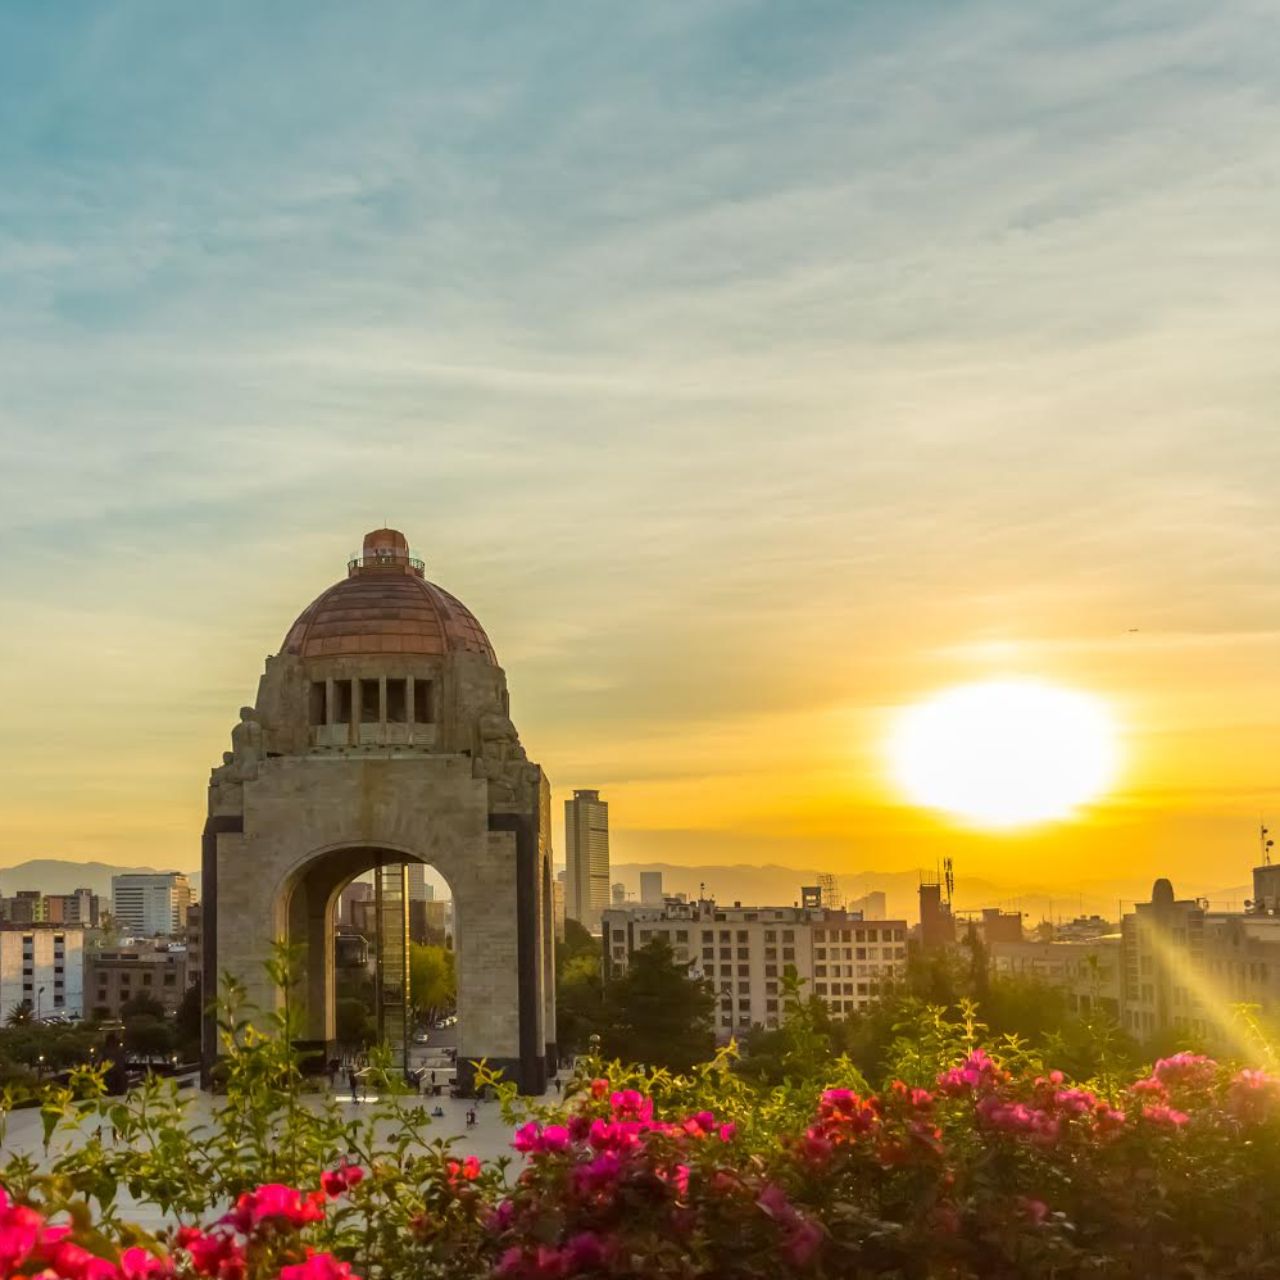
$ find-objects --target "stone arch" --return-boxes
[279,843,457,1052]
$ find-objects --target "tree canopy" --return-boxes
[598,937,715,1073]
[409,944,456,1022]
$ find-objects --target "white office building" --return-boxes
[111,872,193,937]
[0,926,85,1019]
[602,898,909,1038]
[640,871,664,906]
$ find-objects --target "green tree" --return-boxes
[121,992,167,1021]
[558,918,599,973]
[336,997,372,1048]
[6,1000,33,1027]
[124,1015,174,1060]
[556,951,604,1053]
[409,944,456,1023]
[599,938,715,1072]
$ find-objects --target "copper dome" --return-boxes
[281,529,496,663]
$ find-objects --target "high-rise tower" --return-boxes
[565,789,610,932]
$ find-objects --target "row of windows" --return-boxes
[814,981,884,997]
[309,678,434,727]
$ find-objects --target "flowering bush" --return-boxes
[3,965,1279,1278]
[5,1041,1280,1278]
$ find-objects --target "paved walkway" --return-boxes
[0,1076,554,1231]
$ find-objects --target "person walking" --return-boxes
[348,1066,360,1103]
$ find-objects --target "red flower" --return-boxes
[320,1162,365,1198]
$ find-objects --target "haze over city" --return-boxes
[2,2,1278,907]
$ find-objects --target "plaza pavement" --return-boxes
[0,1072,556,1232]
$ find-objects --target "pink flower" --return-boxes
[0,1198,43,1274]
[757,1183,793,1221]
[178,1226,245,1278]
[1153,1052,1217,1090]
[1020,1197,1049,1226]
[682,1110,716,1136]
[718,1122,737,1142]
[320,1162,365,1198]
[225,1184,326,1233]
[1130,1076,1166,1100]
[563,1231,608,1271]
[609,1089,653,1122]
[1228,1069,1280,1123]
[589,1078,609,1099]
[976,1097,1060,1144]
[1094,1105,1127,1135]
[513,1122,571,1156]
[573,1150,624,1195]
[1141,1104,1190,1129]
[937,1048,1005,1096]
[43,1240,122,1280]
[279,1251,357,1280]
[120,1247,175,1279]
[784,1217,823,1267]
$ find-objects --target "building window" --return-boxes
[737,931,748,943]
[360,679,380,723]
[309,682,327,725]
[738,982,750,994]
[334,680,353,724]
[702,948,714,961]
[412,680,433,723]
[386,679,407,723]
[782,931,794,943]
[782,948,795,962]
[737,947,749,960]
[764,965,777,978]
[675,930,688,943]
[702,931,713,943]
[815,983,827,995]
[164,973,176,986]
[765,931,776,943]
[719,948,731,960]
[766,999,778,1012]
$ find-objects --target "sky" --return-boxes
[1,1,1278,907]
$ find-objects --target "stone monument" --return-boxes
[201,528,555,1093]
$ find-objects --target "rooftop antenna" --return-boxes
[943,856,955,906]
[1262,820,1274,866]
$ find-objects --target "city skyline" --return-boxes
[2,3,1278,892]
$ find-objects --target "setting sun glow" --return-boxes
[888,679,1120,830]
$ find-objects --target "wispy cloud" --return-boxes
[0,0,1277,878]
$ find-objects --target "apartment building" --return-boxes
[601,898,908,1039]
[85,948,188,1019]
[0,924,85,1019]
[988,935,1122,1019]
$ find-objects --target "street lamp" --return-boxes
[37,1054,45,1079]
[36,986,44,1022]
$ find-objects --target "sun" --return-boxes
[887,678,1120,829]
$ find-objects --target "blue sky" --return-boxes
[1,2,1278,892]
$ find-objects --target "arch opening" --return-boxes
[282,845,457,1081]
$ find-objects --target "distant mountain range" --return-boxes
[609,863,1254,923]
[0,858,1252,926]
[0,860,201,899]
